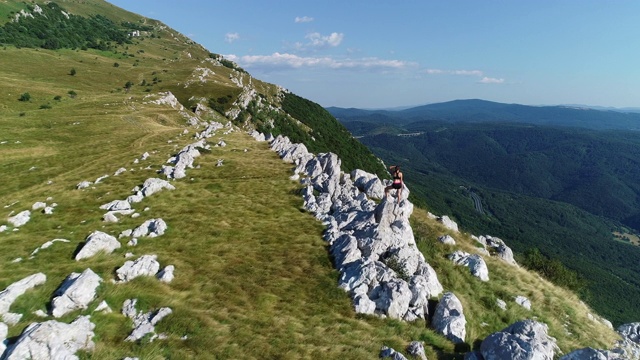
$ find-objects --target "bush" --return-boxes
[69,68,76,76]
[39,103,52,109]
[53,95,62,101]
[18,92,31,102]
[68,90,77,98]
[113,62,120,67]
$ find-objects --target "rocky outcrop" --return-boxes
[479,320,559,360]
[265,133,443,322]
[75,231,121,260]
[1,316,95,360]
[380,346,408,360]
[0,321,7,355]
[50,268,102,318]
[432,292,466,344]
[130,218,168,238]
[161,140,208,180]
[619,323,640,344]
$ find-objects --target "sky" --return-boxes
[108,0,640,109]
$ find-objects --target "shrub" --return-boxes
[53,95,62,101]
[113,62,120,67]
[69,68,76,76]
[18,92,31,102]
[68,90,77,98]
[39,103,52,109]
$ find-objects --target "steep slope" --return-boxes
[0,1,633,359]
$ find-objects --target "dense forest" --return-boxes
[0,2,133,50]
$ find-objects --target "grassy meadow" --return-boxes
[0,1,624,358]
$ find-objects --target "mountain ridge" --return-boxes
[0,1,638,358]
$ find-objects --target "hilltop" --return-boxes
[0,1,638,359]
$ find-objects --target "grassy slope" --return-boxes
[0,1,621,358]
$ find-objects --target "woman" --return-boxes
[385,165,403,201]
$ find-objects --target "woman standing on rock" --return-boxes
[385,165,403,202]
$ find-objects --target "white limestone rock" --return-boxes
[156,265,175,283]
[8,210,30,227]
[0,225,6,232]
[76,181,92,189]
[432,292,466,344]
[0,321,7,356]
[407,341,428,360]
[496,298,507,310]
[380,346,408,360]
[448,251,489,282]
[351,169,385,200]
[0,273,47,317]
[99,199,131,212]
[480,320,559,360]
[51,268,102,318]
[438,234,456,245]
[75,231,121,260]
[31,202,46,210]
[619,323,640,344]
[114,167,127,176]
[559,348,621,360]
[437,215,459,232]
[515,295,532,310]
[94,300,112,314]
[30,238,70,257]
[130,218,167,238]
[115,255,161,283]
[140,178,175,197]
[2,315,95,360]
[122,299,172,342]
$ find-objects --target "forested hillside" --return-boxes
[336,110,640,324]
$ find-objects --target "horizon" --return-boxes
[107,0,640,110]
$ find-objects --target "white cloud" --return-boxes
[305,32,344,48]
[225,32,240,43]
[479,77,505,84]
[295,16,314,23]
[225,52,416,72]
[424,69,483,76]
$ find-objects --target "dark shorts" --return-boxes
[392,182,402,190]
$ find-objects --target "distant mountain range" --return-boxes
[327,99,640,130]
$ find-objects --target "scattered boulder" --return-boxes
[438,234,456,245]
[114,167,127,176]
[140,178,175,197]
[496,299,507,311]
[437,215,459,232]
[75,231,121,260]
[130,218,167,238]
[76,181,92,189]
[380,346,408,360]
[480,320,559,360]
[157,265,175,283]
[8,210,30,227]
[115,255,161,283]
[32,202,46,210]
[0,273,47,320]
[432,292,466,344]
[99,200,131,212]
[1,316,95,360]
[515,295,532,310]
[122,299,172,342]
[50,268,102,318]
[448,251,489,282]
[619,323,640,344]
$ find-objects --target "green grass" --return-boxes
[0,1,623,358]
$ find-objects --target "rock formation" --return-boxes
[50,268,102,318]
[75,231,121,260]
